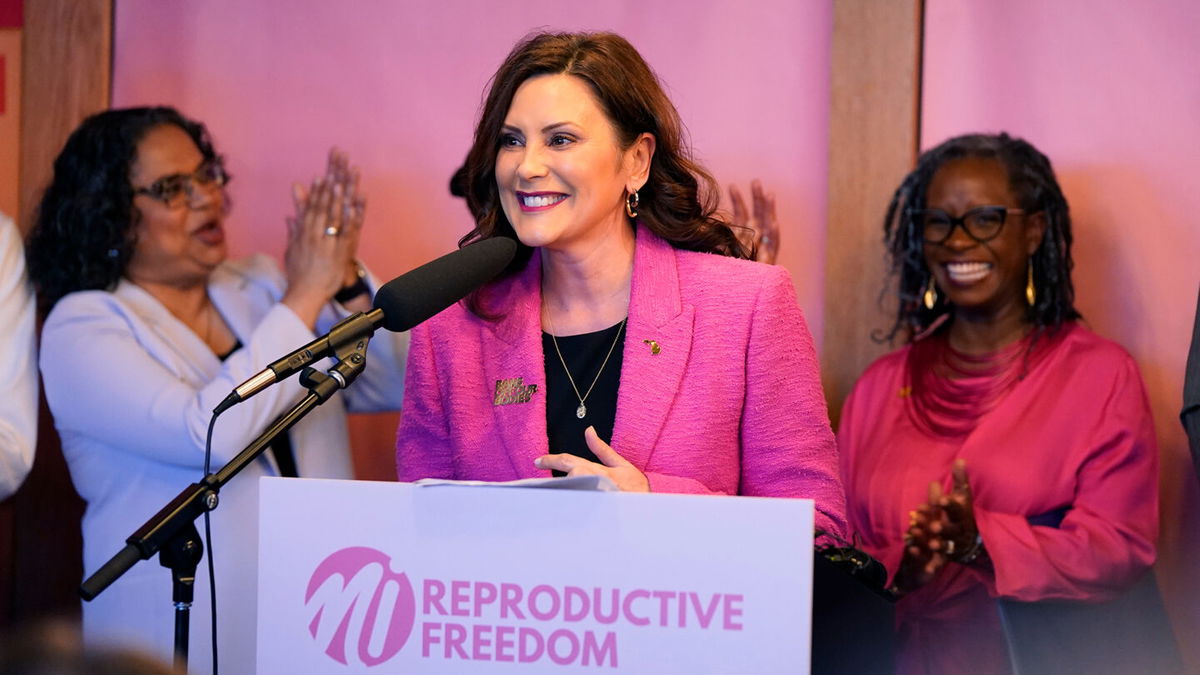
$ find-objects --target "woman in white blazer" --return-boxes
[26,107,407,672]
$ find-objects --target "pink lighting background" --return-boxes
[113,0,1199,665]
[112,0,832,488]
[111,0,833,334]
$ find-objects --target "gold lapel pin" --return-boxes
[494,377,538,405]
[898,385,912,398]
[643,339,660,355]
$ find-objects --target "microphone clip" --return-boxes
[300,325,373,404]
[214,308,383,415]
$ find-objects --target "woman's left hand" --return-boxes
[924,459,980,562]
[534,426,650,492]
[893,460,981,594]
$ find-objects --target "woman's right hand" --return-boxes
[893,481,950,595]
[282,148,365,327]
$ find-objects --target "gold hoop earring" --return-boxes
[1026,258,1036,307]
[923,276,938,310]
[625,190,639,219]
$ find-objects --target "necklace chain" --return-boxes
[545,312,627,419]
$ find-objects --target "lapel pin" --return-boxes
[643,339,660,355]
[494,377,538,406]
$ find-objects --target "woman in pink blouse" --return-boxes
[838,133,1162,673]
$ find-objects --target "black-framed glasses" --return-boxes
[134,159,227,208]
[910,205,1025,244]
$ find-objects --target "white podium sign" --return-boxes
[258,478,813,673]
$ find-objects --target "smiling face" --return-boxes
[125,124,227,288]
[495,73,648,252]
[922,156,1045,320]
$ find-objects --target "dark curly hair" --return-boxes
[26,106,222,313]
[881,132,1080,342]
[459,31,749,313]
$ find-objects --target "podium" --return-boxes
[257,478,817,673]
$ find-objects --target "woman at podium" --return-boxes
[837,133,1161,673]
[26,107,408,671]
[395,31,847,538]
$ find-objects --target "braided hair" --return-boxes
[881,132,1080,343]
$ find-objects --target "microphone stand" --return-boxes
[79,331,374,671]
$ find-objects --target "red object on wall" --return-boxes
[0,0,19,115]
[0,0,22,28]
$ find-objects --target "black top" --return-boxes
[1185,286,1200,480]
[542,320,625,472]
[219,341,298,478]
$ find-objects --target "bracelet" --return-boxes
[334,261,370,304]
[955,533,985,565]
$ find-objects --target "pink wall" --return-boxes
[114,1,1199,660]
[923,0,1200,666]
[112,0,832,483]
[111,0,832,340]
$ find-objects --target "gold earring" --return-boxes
[1026,259,1036,306]
[923,276,937,310]
[625,190,639,219]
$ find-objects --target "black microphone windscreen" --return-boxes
[372,237,517,332]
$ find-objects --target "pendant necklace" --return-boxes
[545,312,627,419]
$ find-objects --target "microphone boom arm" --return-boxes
[80,330,374,603]
[216,308,383,414]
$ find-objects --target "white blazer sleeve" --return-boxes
[317,266,408,413]
[0,215,37,499]
[40,293,321,469]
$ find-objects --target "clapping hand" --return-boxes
[281,148,368,324]
[729,180,779,264]
[894,460,980,594]
[928,460,979,560]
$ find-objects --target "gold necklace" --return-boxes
[544,313,627,419]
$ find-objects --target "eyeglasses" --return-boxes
[910,205,1025,244]
[133,160,227,208]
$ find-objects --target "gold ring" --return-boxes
[324,226,340,237]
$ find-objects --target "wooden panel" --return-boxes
[6,393,84,624]
[823,0,923,426]
[18,0,111,232]
[348,412,401,482]
[3,0,111,627]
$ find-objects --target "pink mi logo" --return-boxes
[305,546,416,667]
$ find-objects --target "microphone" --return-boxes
[214,237,517,413]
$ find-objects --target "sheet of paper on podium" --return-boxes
[414,474,618,491]
[258,477,813,673]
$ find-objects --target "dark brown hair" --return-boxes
[459,31,748,312]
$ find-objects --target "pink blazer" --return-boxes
[396,225,847,537]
